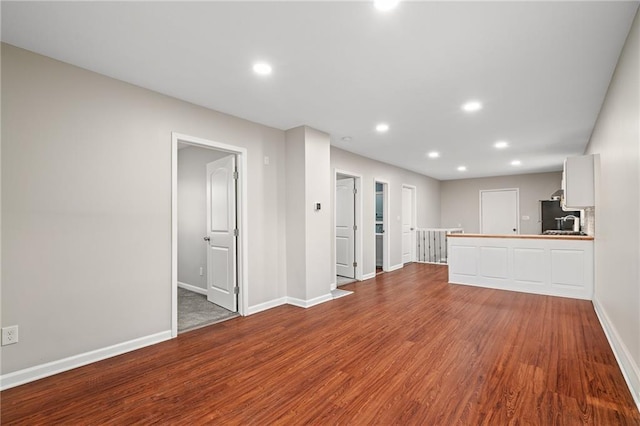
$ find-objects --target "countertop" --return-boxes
[447,233,594,241]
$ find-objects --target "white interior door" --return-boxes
[402,186,415,264]
[480,189,519,234]
[336,177,355,278]
[205,155,237,311]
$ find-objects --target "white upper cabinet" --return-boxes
[562,154,597,209]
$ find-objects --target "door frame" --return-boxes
[171,132,248,337]
[374,178,390,272]
[401,184,417,263]
[479,188,520,234]
[333,169,363,289]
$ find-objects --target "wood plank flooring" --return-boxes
[2,263,639,424]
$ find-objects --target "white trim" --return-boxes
[402,184,417,262]
[388,263,404,272]
[333,169,364,281]
[0,331,172,391]
[247,297,288,315]
[593,299,640,411]
[287,293,333,308]
[330,281,337,291]
[362,272,376,280]
[479,188,520,235]
[374,178,391,272]
[172,132,249,338]
[177,281,206,296]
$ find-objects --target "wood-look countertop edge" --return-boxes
[447,233,594,241]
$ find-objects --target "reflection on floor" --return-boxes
[336,275,356,287]
[178,287,239,333]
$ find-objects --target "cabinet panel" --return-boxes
[513,248,545,284]
[564,154,596,209]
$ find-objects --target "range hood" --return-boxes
[550,189,564,200]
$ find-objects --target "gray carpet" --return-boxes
[178,287,239,333]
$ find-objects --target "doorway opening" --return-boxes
[375,179,390,275]
[334,170,362,289]
[171,133,248,337]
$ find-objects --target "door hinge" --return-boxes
[233,170,239,180]
[234,287,239,295]
[234,229,239,237]
[353,261,358,268]
[353,225,357,231]
[353,188,357,195]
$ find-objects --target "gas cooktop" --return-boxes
[542,230,587,236]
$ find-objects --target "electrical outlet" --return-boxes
[2,325,19,346]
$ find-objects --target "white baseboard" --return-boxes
[362,272,376,280]
[0,330,172,391]
[330,282,337,291]
[388,263,403,272]
[178,281,206,295]
[247,297,287,315]
[593,298,640,411]
[287,293,333,308]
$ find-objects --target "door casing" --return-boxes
[171,132,248,337]
[401,184,417,264]
[336,176,356,279]
[333,169,363,289]
[374,178,390,272]
[479,188,520,235]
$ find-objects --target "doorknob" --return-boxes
[203,236,210,242]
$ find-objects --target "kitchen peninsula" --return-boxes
[447,233,594,300]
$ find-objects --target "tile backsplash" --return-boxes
[583,207,595,236]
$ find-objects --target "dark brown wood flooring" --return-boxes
[2,263,639,424]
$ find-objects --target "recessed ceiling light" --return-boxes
[253,62,272,75]
[341,136,352,142]
[462,100,482,112]
[511,160,522,166]
[457,166,467,172]
[374,0,400,11]
[428,151,440,158]
[376,123,390,133]
[494,141,509,149]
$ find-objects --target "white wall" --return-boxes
[584,9,640,404]
[177,146,228,290]
[285,127,307,300]
[1,43,287,375]
[304,128,332,299]
[330,147,440,274]
[440,172,562,235]
[285,126,333,302]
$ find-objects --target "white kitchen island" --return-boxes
[447,233,594,300]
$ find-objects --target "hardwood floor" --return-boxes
[2,263,638,424]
